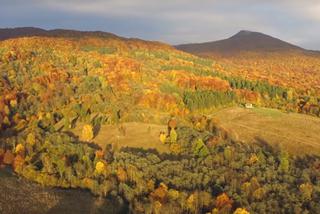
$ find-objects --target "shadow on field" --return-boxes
[254,136,277,153]
[120,146,190,161]
[47,192,128,214]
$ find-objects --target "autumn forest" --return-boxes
[0,27,320,214]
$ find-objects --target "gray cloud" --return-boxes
[0,0,319,49]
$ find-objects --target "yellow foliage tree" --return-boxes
[215,193,233,209]
[26,133,36,145]
[150,183,168,202]
[247,154,259,165]
[4,105,10,115]
[211,208,219,214]
[153,201,162,214]
[159,132,166,144]
[186,192,199,212]
[82,178,97,190]
[13,155,25,172]
[10,99,17,108]
[233,208,250,214]
[299,183,313,200]
[3,116,10,126]
[15,144,25,155]
[169,129,177,143]
[252,187,265,200]
[116,167,127,182]
[170,143,181,154]
[147,179,155,191]
[168,189,180,200]
[95,161,107,175]
[81,124,94,141]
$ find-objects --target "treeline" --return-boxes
[227,77,287,99]
[211,72,287,100]
[212,54,320,97]
[211,71,320,116]
[183,90,236,111]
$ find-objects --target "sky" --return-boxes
[1,0,320,50]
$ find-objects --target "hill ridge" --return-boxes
[0,27,121,41]
[175,30,308,55]
[0,27,176,50]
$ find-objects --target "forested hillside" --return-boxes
[1,35,320,213]
[176,31,320,99]
[210,53,320,97]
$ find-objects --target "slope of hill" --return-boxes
[0,27,120,41]
[176,30,305,55]
[176,31,320,96]
[1,31,320,213]
[212,52,320,95]
[212,107,320,155]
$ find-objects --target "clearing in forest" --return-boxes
[72,122,169,153]
[211,107,320,155]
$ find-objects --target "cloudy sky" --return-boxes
[1,0,320,49]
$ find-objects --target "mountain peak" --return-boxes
[176,30,304,56]
[234,30,255,36]
[230,30,267,39]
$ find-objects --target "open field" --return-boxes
[72,122,169,153]
[211,107,320,155]
[71,107,320,155]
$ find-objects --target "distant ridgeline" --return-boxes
[0,29,320,213]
